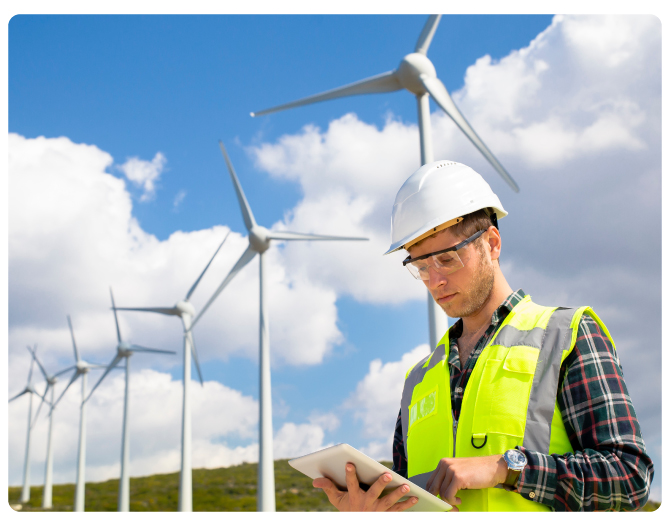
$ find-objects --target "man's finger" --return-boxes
[313,477,343,505]
[440,472,461,506]
[365,472,393,503]
[344,462,360,494]
[378,484,411,510]
[387,496,419,512]
[426,468,446,496]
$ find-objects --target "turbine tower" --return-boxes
[84,288,176,512]
[51,315,106,512]
[251,14,520,351]
[9,347,47,504]
[113,232,229,512]
[190,140,368,512]
[27,346,64,509]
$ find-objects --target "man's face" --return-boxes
[407,227,495,319]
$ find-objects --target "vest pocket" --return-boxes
[471,346,538,439]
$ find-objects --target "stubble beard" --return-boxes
[441,247,495,319]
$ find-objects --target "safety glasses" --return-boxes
[402,229,486,280]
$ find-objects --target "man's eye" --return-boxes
[436,254,456,266]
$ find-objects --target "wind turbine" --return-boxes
[84,288,176,512]
[189,140,368,512]
[9,347,47,504]
[51,315,106,512]
[251,14,520,352]
[113,231,229,512]
[27,346,64,509]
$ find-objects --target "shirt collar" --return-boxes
[447,288,527,365]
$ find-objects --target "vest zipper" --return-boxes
[453,413,458,457]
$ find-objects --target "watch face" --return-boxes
[504,449,527,470]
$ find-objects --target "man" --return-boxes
[314,160,653,511]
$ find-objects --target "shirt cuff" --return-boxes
[515,446,558,509]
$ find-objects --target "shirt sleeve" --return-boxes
[515,314,654,511]
[391,409,408,479]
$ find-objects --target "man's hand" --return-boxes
[312,462,419,512]
[425,455,508,510]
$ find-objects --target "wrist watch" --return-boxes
[502,449,527,490]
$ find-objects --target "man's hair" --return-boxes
[450,208,496,239]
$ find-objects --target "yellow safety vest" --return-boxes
[400,295,615,511]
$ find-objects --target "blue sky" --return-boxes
[8,14,662,503]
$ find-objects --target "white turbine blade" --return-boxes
[218,141,257,232]
[54,365,76,377]
[85,355,123,404]
[420,74,520,193]
[191,244,257,328]
[110,288,123,343]
[114,306,181,316]
[28,347,49,383]
[187,332,204,386]
[268,231,368,242]
[129,344,176,355]
[52,370,80,411]
[186,231,230,301]
[9,388,29,403]
[251,71,401,117]
[67,315,81,362]
[414,15,442,55]
[27,355,35,384]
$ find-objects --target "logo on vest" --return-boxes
[409,389,437,428]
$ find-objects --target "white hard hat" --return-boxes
[384,160,507,255]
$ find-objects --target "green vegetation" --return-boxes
[8,459,391,512]
[8,460,661,512]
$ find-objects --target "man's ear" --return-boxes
[488,226,502,261]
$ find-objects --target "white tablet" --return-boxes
[288,443,452,512]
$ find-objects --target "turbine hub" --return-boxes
[176,300,196,318]
[249,225,271,253]
[76,360,90,372]
[397,52,437,95]
[118,342,133,357]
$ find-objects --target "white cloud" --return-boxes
[172,189,187,210]
[308,412,340,433]
[273,422,333,460]
[8,133,344,378]
[118,151,166,202]
[346,345,430,440]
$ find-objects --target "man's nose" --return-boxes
[427,265,447,289]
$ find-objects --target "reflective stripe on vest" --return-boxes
[399,297,610,511]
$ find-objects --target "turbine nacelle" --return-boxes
[175,300,196,318]
[249,225,271,254]
[396,52,437,94]
[75,360,91,373]
[116,342,134,357]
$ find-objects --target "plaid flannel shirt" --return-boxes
[391,289,654,511]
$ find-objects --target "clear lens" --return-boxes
[406,247,471,280]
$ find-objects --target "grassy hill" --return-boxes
[8,460,661,512]
[8,459,395,512]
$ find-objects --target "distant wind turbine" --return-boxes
[251,14,520,351]
[113,232,229,512]
[9,347,47,504]
[51,316,106,512]
[27,345,66,509]
[85,288,176,512]
[190,140,368,512]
